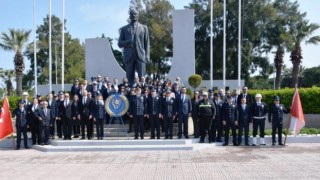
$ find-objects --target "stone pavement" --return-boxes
[1,143,320,180]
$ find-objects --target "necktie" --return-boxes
[44,109,47,116]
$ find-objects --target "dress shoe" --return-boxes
[233,143,238,146]
[41,143,45,146]
[178,136,182,139]
[157,137,160,139]
[25,146,29,149]
[279,143,284,146]
[170,137,173,139]
[260,144,266,146]
[185,136,189,139]
[199,140,204,143]
[150,137,155,139]
[15,147,20,150]
[32,143,36,145]
[141,137,144,139]
[80,137,85,139]
[223,143,228,146]
[134,137,138,139]
[164,137,169,139]
[63,138,67,140]
[245,143,250,146]
[68,138,72,140]
[272,142,275,146]
[45,143,49,145]
[252,144,256,146]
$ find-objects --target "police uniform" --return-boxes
[212,94,224,142]
[162,91,176,139]
[197,92,216,143]
[129,94,148,139]
[268,96,289,145]
[147,89,162,139]
[13,103,29,149]
[222,97,238,146]
[251,94,267,146]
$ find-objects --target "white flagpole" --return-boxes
[49,0,52,93]
[61,0,65,91]
[33,0,38,95]
[238,0,241,88]
[223,0,226,88]
[210,0,213,88]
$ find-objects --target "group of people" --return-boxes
[12,75,289,150]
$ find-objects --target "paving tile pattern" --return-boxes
[1,144,320,180]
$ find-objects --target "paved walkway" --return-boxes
[1,143,320,180]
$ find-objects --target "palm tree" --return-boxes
[0,28,31,95]
[290,18,320,87]
[0,68,15,96]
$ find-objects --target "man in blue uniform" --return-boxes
[93,94,106,140]
[222,95,238,146]
[212,93,224,142]
[268,96,289,146]
[129,88,148,139]
[147,88,162,139]
[13,100,29,149]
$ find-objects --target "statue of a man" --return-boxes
[118,7,150,85]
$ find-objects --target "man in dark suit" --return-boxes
[62,93,73,140]
[118,7,150,85]
[222,95,238,146]
[147,88,162,139]
[37,101,52,145]
[129,88,148,139]
[70,79,80,97]
[93,94,106,140]
[47,93,57,140]
[162,89,176,139]
[13,100,29,150]
[80,90,94,139]
[237,86,252,106]
[237,98,251,146]
[177,87,192,139]
[28,98,41,144]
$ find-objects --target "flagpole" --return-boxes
[33,0,38,95]
[238,0,241,89]
[284,113,292,146]
[210,0,213,88]
[61,0,65,91]
[49,0,52,93]
[223,0,226,89]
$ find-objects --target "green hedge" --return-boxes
[249,87,320,114]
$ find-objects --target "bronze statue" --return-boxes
[118,7,150,86]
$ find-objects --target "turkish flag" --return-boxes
[289,89,305,135]
[0,97,14,141]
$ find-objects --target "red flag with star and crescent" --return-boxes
[0,97,14,141]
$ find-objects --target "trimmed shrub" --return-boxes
[249,87,320,114]
[188,74,202,90]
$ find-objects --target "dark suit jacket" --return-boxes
[237,93,253,105]
[13,108,28,127]
[129,95,148,116]
[37,108,52,126]
[80,97,93,117]
[57,100,73,119]
[238,104,251,124]
[176,94,192,115]
[47,99,57,119]
[118,22,150,63]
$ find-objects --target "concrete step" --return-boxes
[32,144,194,152]
[51,139,188,146]
[32,139,197,152]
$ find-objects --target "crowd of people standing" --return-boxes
[12,75,289,149]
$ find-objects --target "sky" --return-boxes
[0,0,319,75]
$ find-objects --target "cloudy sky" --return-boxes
[0,0,319,74]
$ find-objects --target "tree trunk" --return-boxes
[16,73,23,96]
[290,43,302,88]
[274,47,284,89]
[14,51,25,96]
